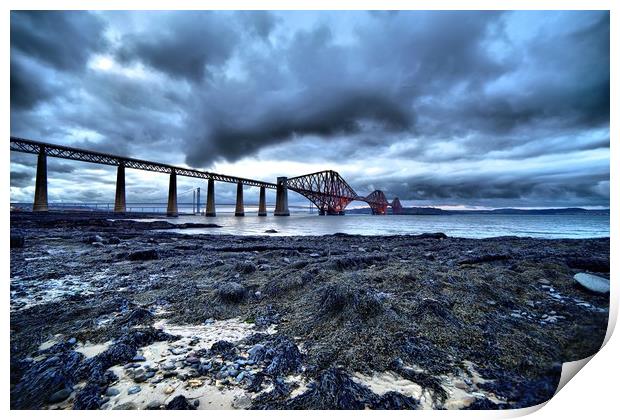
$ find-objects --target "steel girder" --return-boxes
[287,170,358,214]
[364,190,389,215]
[10,137,277,189]
[288,170,394,214]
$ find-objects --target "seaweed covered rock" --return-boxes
[319,281,387,320]
[264,336,303,376]
[373,391,420,409]
[218,282,247,303]
[78,329,174,382]
[209,340,238,360]
[10,349,83,409]
[277,368,377,409]
[121,308,154,326]
[127,249,159,261]
[166,395,196,410]
[73,383,103,410]
[235,261,257,274]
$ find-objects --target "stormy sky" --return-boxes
[10,10,610,209]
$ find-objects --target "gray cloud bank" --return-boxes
[10,10,609,207]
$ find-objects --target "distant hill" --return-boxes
[347,206,609,216]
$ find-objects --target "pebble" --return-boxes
[113,402,137,410]
[164,386,175,394]
[232,395,252,409]
[283,257,290,264]
[146,401,162,410]
[127,386,141,395]
[162,362,176,370]
[132,355,146,362]
[67,337,77,345]
[106,388,121,397]
[188,379,203,388]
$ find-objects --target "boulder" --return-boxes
[166,395,196,410]
[128,249,159,261]
[218,282,246,303]
[573,273,610,294]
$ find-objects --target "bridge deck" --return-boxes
[10,137,277,189]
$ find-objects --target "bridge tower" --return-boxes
[33,146,48,212]
[205,179,216,217]
[167,169,178,217]
[235,181,244,216]
[258,186,267,216]
[114,162,126,213]
[274,177,290,216]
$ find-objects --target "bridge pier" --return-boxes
[235,181,244,216]
[205,179,216,217]
[258,186,267,216]
[114,163,126,213]
[167,170,178,217]
[33,147,48,212]
[274,177,290,216]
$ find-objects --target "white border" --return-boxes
[3,1,617,419]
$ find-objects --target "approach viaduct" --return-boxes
[10,137,403,217]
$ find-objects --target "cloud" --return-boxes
[11,11,108,71]
[116,11,241,82]
[9,11,610,208]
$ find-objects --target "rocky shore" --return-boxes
[10,212,609,410]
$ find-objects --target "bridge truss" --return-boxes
[287,170,398,215]
[10,137,276,189]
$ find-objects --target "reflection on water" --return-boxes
[155,212,609,239]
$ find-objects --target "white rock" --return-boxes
[574,273,610,294]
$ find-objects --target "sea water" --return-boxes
[155,212,609,239]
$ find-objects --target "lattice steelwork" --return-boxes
[10,137,277,189]
[287,170,358,214]
[364,190,389,215]
[391,197,403,214]
[288,170,395,215]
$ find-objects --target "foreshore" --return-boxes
[10,212,610,410]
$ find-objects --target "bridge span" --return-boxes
[10,137,402,217]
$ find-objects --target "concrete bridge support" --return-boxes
[167,170,178,217]
[274,177,290,216]
[235,181,244,216]
[114,163,126,213]
[258,186,267,216]
[33,147,48,212]
[205,179,216,217]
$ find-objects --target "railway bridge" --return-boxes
[10,137,403,217]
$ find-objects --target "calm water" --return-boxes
[153,212,609,239]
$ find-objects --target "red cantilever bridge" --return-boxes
[10,137,403,217]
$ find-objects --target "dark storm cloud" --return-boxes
[11,11,108,71]
[10,171,33,188]
[116,12,241,82]
[10,11,108,110]
[185,87,413,166]
[9,10,610,207]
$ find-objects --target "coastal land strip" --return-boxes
[10,212,609,410]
